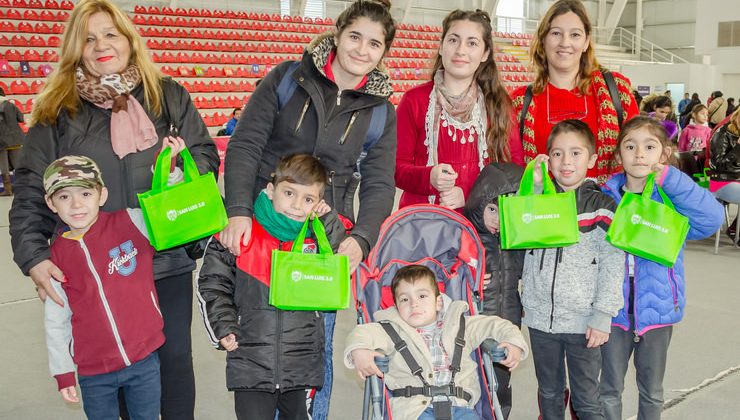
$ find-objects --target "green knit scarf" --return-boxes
[253,190,308,242]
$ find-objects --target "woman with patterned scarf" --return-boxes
[395,9,524,211]
[9,1,219,418]
[510,0,639,185]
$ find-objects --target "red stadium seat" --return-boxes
[175,52,190,63]
[176,7,187,16]
[159,51,175,63]
[23,10,40,20]
[191,52,205,63]
[4,49,21,61]
[200,113,214,126]
[223,81,237,92]
[30,80,44,93]
[51,23,65,34]
[44,0,59,8]
[206,66,221,77]
[12,0,28,7]
[161,6,173,15]
[18,22,34,33]
[146,6,159,14]
[200,9,212,18]
[226,95,241,108]
[193,80,207,92]
[29,35,46,47]
[55,11,69,22]
[11,36,29,48]
[212,96,226,108]
[24,98,33,113]
[10,80,30,94]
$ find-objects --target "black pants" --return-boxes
[156,272,196,420]
[529,328,605,420]
[235,389,311,420]
[120,272,195,420]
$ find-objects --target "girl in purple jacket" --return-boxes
[599,116,723,420]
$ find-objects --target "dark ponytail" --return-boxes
[335,0,396,52]
[432,9,514,162]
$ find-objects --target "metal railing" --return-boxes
[492,16,689,64]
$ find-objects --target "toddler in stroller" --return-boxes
[343,205,529,420]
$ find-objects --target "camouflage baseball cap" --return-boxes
[43,155,105,196]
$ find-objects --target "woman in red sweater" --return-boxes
[510,0,639,184]
[395,9,524,210]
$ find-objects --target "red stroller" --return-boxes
[353,204,507,420]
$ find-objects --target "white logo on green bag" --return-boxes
[290,271,333,282]
[521,212,560,224]
[630,214,669,234]
[165,202,206,221]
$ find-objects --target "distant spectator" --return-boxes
[648,95,678,140]
[223,108,241,136]
[708,91,727,128]
[726,97,736,117]
[679,93,701,128]
[0,87,25,196]
[678,92,691,114]
[632,89,643,109]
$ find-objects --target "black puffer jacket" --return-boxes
[224,33,397,256]
[0,98,24,148]
[10,78,219,278]
[709,123,740,181]
[197,213,348,391]
[464,163,525,326]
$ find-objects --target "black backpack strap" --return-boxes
[519,85,533,141]
[603,71,624,128]
[276,61,301,112]
[161,77,181,137]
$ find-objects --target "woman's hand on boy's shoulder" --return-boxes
[350,348,385,379]
[497,342,523,371]
[311,200,331,218]
[585,327,609,348]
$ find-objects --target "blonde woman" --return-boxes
[9,1,218,418]
[511,0,639,184]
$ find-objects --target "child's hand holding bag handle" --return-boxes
[138,145,228,251]
[606,172,689,267]
[499,160,579,249]
[270,217,350,311]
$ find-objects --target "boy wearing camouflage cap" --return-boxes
[43,155,164,419]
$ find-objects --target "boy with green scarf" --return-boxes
[196,154,350,420]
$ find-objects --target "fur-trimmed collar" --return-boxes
[307,32,393,99]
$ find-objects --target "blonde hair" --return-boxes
[431,9,514,162]
[529,0,600,95]
[32,0,162,126]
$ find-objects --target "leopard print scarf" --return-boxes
[76,65,158,159]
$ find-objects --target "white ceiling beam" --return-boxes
[297,0,307,16]
[402,0,413,24]
[604,0,628,42]
[487,0,500,16]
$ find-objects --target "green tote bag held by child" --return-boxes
[138,146,227,251]
[606,173,689,267]
[270,217,350,311]
[499,160,579,249]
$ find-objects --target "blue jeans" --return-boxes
[79,352,161,420]
[311,311,336,420]
[417,405,480,420]
[714,182,740,204]
[529,328,605,420]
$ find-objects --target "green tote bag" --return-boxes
[499,160,579,249]
[138,146,227,251]
[270,217,350,311]
[606,173,689,267]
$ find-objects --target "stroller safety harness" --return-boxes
[379,313,470,419]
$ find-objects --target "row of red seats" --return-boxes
[393,39,438,50]
[146,39,304,54]
[138,26,315,42]
[2,97,34,113]
[0,80,42,95]
[1,34,61,48]
[0,21,65,34]
[182,80,258,93]
[0,8,69,21]
[502,73,533,83]
[193,95,248,110]
[1,49,59,62]
[133,15,327,33]
[386,49,435,59]
[0,0,72,8]
[133,5,334,25]
[500,63,527,73]
[152,52,299,65]
[390,70,431,81]
[0,63,53,78]
[161,65,274,78]
[385,59,433,69]
[494,53,523,63]
[512,39,531,47]
[201,112,231,127]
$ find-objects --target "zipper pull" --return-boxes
[339,112,358,144]
[336,90,341,106]
[633,331,641,343]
